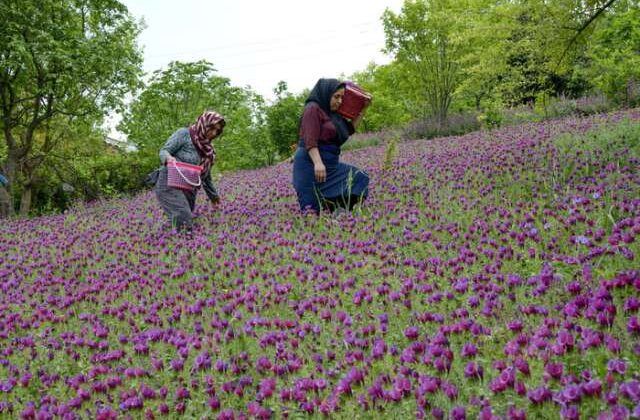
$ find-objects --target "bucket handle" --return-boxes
[172,161,201,187]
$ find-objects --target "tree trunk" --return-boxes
[0,187,12,218]
[0,156,17,218]
[19,185,32,216]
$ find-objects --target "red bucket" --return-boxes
[338,82,372,120]
[167,161,202,191]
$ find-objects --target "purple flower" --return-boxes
[514,357,530,375]
[119,396,143,411]
[528,386,552,404]
[217,408,235,420]
[620,380,640,403]
[169,358,184,371]
[607,359,627,375]
[418,376,439,395]
[464,362,483,380]
[507,320,523,332]
[258,378,276,399]
[193,351,212,372]
[599,405,630,420]
[442,382,458,400]
[208,397,220,411]
[140,384,157,400]
[582,379,603,397]
[175,387,190,400]
[560,405,579,420]
[561,384,583,403]
[628,316,640,334]
[507,406,526,420]
[96,407,118,420]
[431,407,444,419]
[404,326,420,340]
[544,362,564,380]
[461,342,478,358]
[450,406,466,420]
[0,380,15,393]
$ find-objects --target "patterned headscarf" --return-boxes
[188,110,225,174]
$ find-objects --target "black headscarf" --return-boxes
[304,78,351,145]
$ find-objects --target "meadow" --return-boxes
[1,110,639,419]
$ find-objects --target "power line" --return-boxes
[219,41,387,72]
[142,20,381,60]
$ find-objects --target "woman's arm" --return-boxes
[300,104,326,182]
[159,129,186,164]
[307,147,326,183]
[201,170,220,204]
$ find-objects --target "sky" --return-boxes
[122,0,405,100]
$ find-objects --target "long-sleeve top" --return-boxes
[159,128,218,200]
[299,103,354,151]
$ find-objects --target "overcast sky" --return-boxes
[122,0,405,100]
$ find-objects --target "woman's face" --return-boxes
[330,88,345,112]
[205,123,223,140]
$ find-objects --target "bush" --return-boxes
[500,104,540,126]
[542,95,578,118]
[575,94,611,115]
[402,111,480,140]
[343,127,402,152]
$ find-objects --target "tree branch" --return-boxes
[555,0,618,68]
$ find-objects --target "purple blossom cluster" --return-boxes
[0,110,639,418]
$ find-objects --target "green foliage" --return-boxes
[348,62,413,131]
[551,118,640,187]
[455,1,627,110]
[9,116,142,215]
[382,0,471,125]
[120,60,270,174]
[215,90,271,171]
[0,0,143,215]
[382,134,400,171]
[3,0,640,217]
[402,110,480,140]
[584,5,640,106]
[265,81,306,160]
[477,100,504,129]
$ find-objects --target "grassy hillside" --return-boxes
[1,110,639,419]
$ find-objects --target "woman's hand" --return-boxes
[352,101,370,128]
[314,162,326,183]
[308,147,326,182]
[166,155,176,165]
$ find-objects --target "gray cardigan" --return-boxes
[159,128,219,200]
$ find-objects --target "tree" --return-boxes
[487,0,622,106]
[120,60,268,174]
[382,0,470,127]
[12,116,131,215]
[0,0,143,217]
[584,3,640,105]
[265,81,305,161]
[349,62,413,131]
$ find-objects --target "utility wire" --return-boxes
[143,20,380,60]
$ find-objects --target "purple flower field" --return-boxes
[1,111,639,419]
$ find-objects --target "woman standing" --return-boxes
[292,78,369,214]
[155,110,224,231]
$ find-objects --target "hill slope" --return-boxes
[1,111,639,418]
